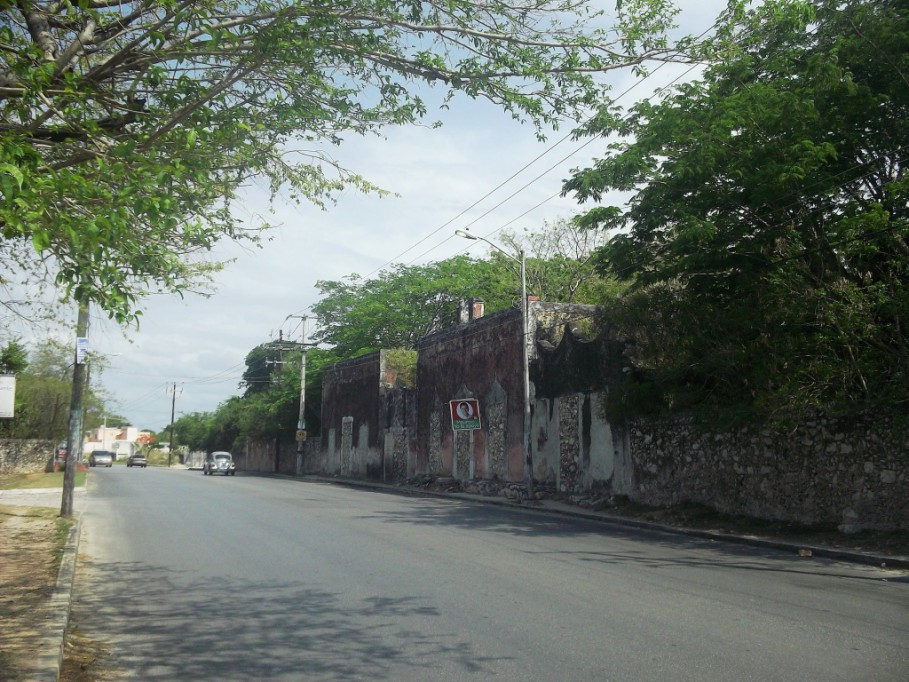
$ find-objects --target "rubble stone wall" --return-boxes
[628,413,909,530]
[0,439,54,474]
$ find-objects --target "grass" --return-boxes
[0,471,87,491]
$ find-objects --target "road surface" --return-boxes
[68,466,909,681]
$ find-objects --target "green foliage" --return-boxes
[0,339,73,439]
[0,0,692,324]
[242,343,281,396]
[0,337,121,439]
[0,339,28,373]
[312,255,518,357]
[566,0,909,418]
[384,349,418,388]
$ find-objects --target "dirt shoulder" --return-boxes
[0,504,71,681]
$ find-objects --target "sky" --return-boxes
[15,0,728,432]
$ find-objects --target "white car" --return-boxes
[203,451,236,476]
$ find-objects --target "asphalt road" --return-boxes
[70,467,909,681]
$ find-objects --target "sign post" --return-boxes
[449,399,481,431]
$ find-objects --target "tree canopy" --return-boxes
[0,0,692,326]
[565,0,909,418]
[0,337,113,439]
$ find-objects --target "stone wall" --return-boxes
[319,351,416,481]
[628,413,909,530]
[0,439,54,474]
[416,307,526,482]
[239,438,321,475]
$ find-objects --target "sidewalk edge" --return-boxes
[31,512,82,681]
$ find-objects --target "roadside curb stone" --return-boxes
[32,512,82,681]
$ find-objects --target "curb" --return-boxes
[31,513,81,681]
[301,475,909,571]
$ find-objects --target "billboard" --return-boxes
[0,375,15,419]
[449,398,481,431]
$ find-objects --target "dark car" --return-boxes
[89,450,114,467]
[203,451,236,476]
[126,453,148,468]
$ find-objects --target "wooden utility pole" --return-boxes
[61,301,89,518]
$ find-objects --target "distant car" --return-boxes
[203,451,236,476]
[126,453,148,468]
[89,450,114,467]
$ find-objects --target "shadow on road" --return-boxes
[69,557,510,681]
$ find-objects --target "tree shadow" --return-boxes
[70,558,511,680]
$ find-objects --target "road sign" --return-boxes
[449,399,481,431]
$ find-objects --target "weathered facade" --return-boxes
[249,299,908,531]
[318,350,415,481]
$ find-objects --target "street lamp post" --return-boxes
[455,230,534,500]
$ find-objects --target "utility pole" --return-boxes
[284,315,311,475]
[167,382,181,467]
[61,301,89,518]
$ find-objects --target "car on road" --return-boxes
[203,451,236,476]
[126,453,148,468]
[89,450,114,467]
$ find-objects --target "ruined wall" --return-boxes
[321,353,382,478]
[415,303,614,490]
[0,439,54,474]
[531,319,626,496]
[416,308,525,482]
[318,351,416,481]
[628,413,909,530]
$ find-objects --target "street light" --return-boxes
[455,230,534,500]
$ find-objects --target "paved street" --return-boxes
[69,467,909,681]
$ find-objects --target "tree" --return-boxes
[241,343,279,396]
[312,255,515,357]
[564,0,909,417]
[498,218,623,303]
[0,338,28,373]
[0,0,693,325]
[1,338,74,439]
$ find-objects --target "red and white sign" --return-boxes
[449,399,481,431]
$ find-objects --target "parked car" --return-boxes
[203,451,236,476]
[126,453,148,468]
[89,450,114,467]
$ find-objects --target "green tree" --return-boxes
[312,255,515,357]
[241,343,280,396]
[565,0,909,417]
[2,338,73,439]
[498,218,623,303]
[0,0,692,325]
[170,412,217,453]
[0,338,28,373]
